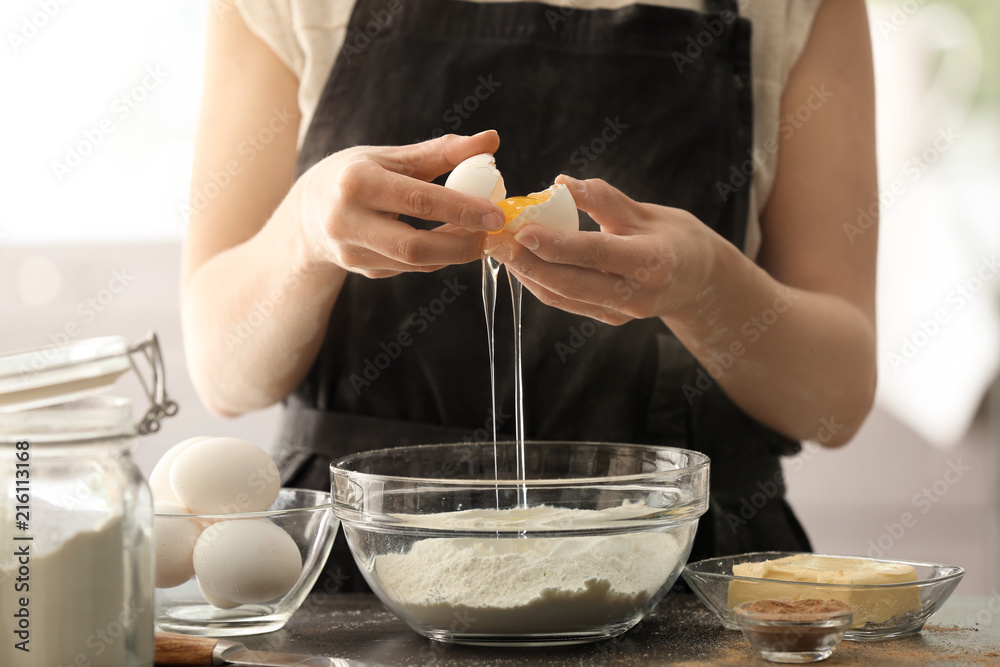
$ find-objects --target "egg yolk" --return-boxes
[493,191,554,231]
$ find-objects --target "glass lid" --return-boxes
[0,336,131,413]
[0,332,178,436]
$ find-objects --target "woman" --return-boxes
[182,0,877,590]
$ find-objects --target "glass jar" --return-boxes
[0,334,177,667]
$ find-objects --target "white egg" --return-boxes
[444,153,506,203]
[506,183,579,233]
[170,437,280,514]
[193,520,302,604]
[154,501,203,589]
[149,436,212,503]
[197,578,240,609]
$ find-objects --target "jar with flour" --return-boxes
[0,333,177,667]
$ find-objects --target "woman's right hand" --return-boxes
[184,2,505,416]
[296,131,505,278]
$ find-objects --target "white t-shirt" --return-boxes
[236,0,823,258]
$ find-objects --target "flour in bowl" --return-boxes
[373,506,688,635]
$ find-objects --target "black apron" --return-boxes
[277,0,811,592]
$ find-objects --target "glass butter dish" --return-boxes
[682,552,964,641]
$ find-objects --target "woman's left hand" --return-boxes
[482,175,721,326]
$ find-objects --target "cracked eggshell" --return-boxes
[193,519,303,604]
[154,501,203,589]
[508,183,579,233]
[444,153,506,203]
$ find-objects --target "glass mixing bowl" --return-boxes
[331,441,709,646]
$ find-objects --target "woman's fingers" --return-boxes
[514,273,632,326]
[350,162,503,231]
[555,174,651,234]
[342,213,482,268]
[485,227,675,320]
[369,131,500,182]
[504,224,669,277]
[494,241,625,312]
[302,132,508,278]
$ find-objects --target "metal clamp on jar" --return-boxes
[0,332,178,667]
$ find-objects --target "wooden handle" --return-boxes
[155,632,225,665]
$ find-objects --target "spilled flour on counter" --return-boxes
[374,505,688,635]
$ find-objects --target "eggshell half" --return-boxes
[154,501,203,589]
[193,519,303,604]
[508,183,579,233]
[444,153,506,203]
[149,436,212,503]
[170,437,280,514]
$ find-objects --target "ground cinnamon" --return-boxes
[737,599,852,654]
[744,598,851,618]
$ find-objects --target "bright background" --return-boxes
[1,1,998,594]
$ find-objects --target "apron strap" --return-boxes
[275,396,480,483]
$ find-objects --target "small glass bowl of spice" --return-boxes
[733,599,853,663]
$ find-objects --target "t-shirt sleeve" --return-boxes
[782,0,825,83]
[235,0,305,79]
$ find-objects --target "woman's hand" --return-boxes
[482,175,721,326]
[297,131,506,278]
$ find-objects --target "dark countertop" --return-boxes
[234,593,1000,666]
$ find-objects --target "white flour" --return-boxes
[0,506,153,667]
[374,506,687,635]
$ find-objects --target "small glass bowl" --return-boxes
[733,600,853,663]
[154,488,338,636]
[331,441,710,646]
[682,552,964,641]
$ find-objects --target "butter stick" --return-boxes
[728,555,921,625]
